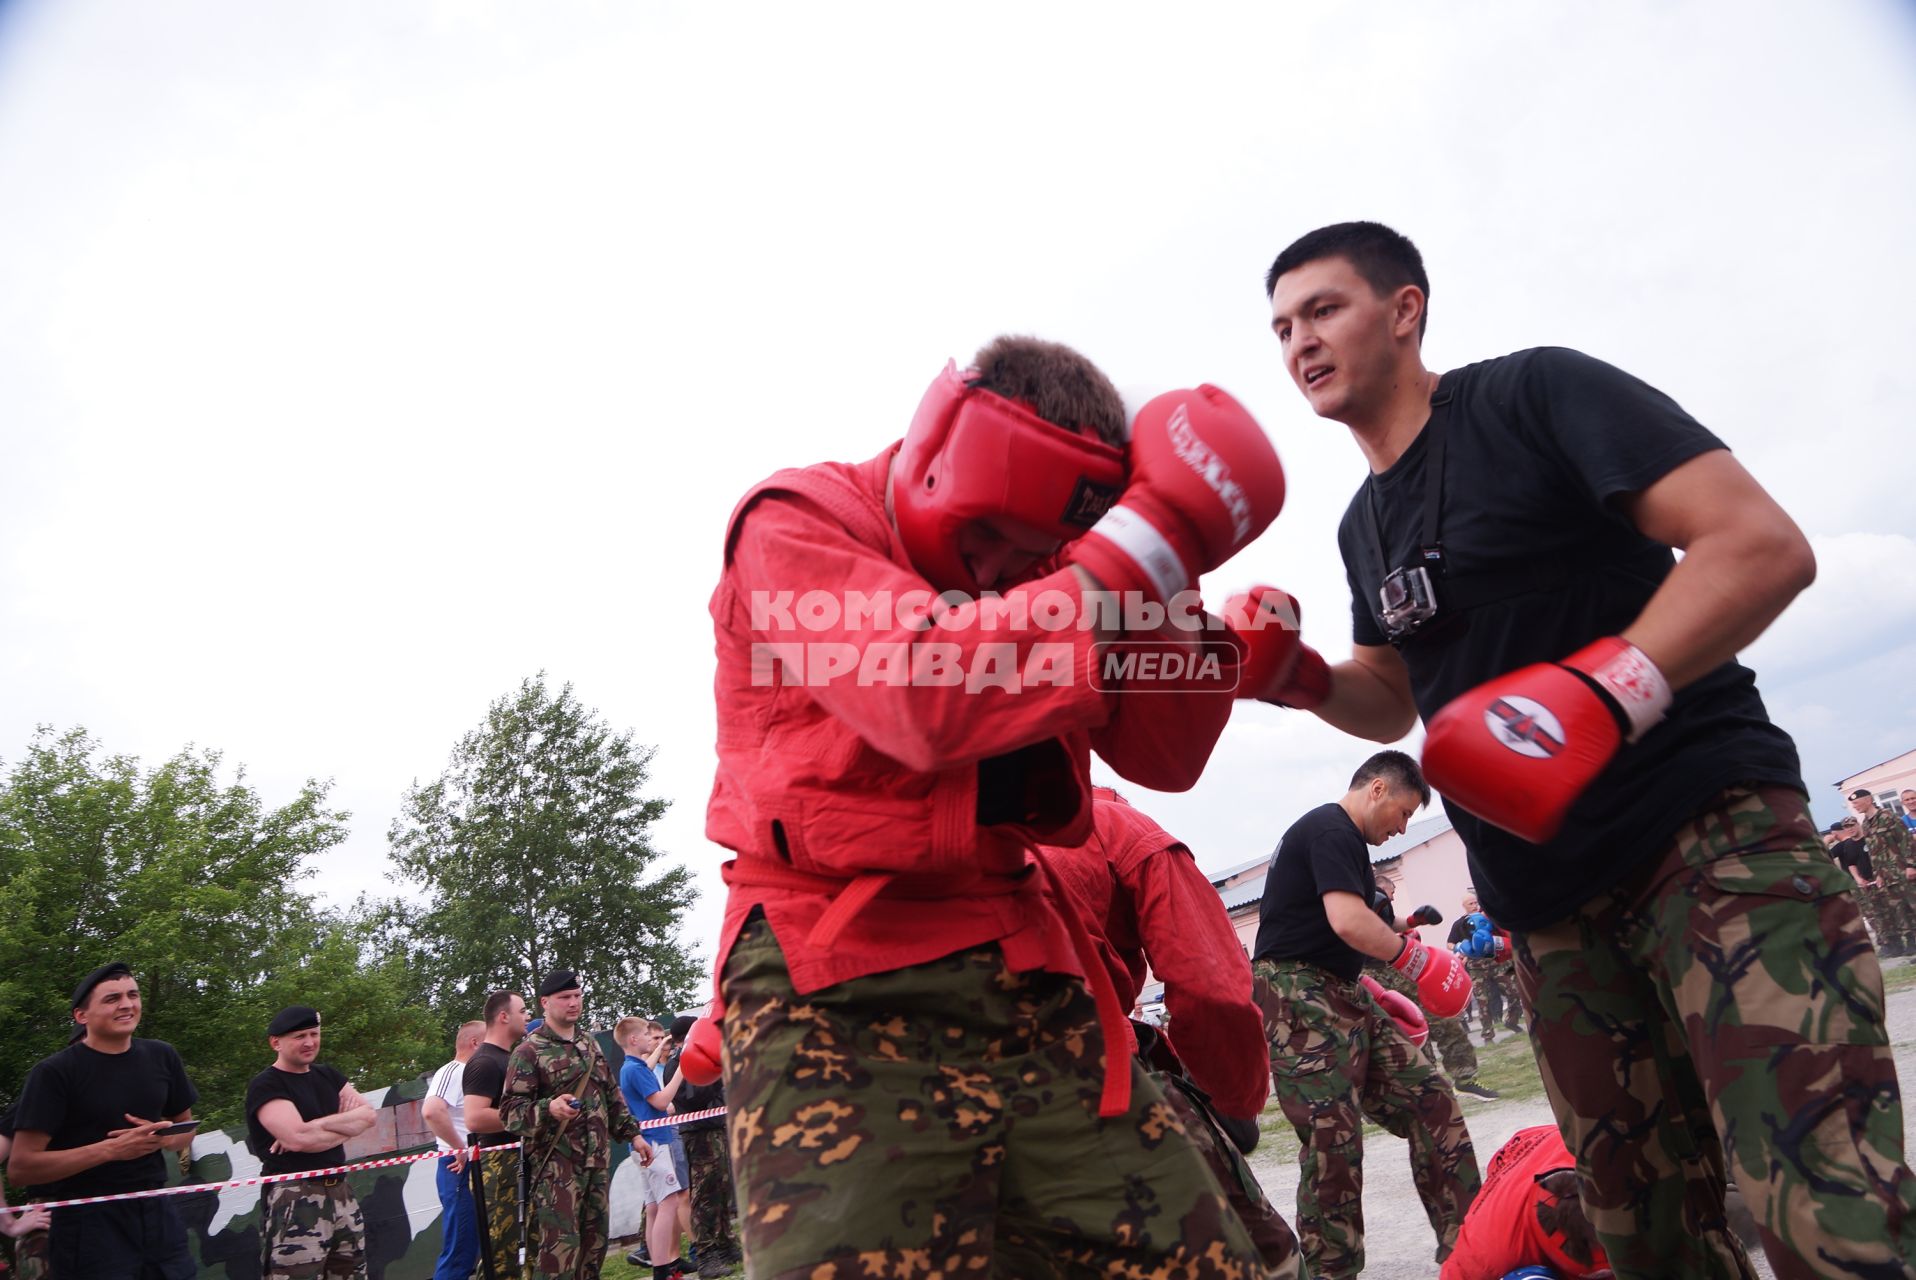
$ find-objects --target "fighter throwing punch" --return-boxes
[707,336,1287,1276]
[1243,220,1914,1276]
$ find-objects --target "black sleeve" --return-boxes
[1306,828,1369,901]
[1515,347,1726,507]
[462,1054,503,1102]
[12,1058,68,1137]
[156,1042,198,1116]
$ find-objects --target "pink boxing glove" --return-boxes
[1072,387,1284,608]
[1423,636,1672,844]
[1223,585,1331,709]
[1360,975,1429,1047]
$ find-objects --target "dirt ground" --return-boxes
[1244,973,1916,1279]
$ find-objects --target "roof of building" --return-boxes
[1213,812,1454,913]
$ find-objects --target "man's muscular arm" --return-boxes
[1323,891,1412,962]
[1616,450,1815,688]
[1313,643,1419,742]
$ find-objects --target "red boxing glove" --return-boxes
[1390,932,1472,1019]
[1073,387,1284,607]
[1360,975,1429,1047]
[1422,636,1673,845]
[1222,585,1331,709]
[679,1017,723,1086]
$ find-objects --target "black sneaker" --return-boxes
[627,1245,653,1267]
[1455,1080,1500,1100]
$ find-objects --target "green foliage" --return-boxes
[0,727,440,1125]
[387,674,699,1029]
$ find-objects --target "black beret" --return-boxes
[1849,787,1875,800]
[537,970,580,998]
[668,1015,697,1042]
[71,962,134,1011]
[268,1006,322,1037]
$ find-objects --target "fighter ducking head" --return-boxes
[890,336,1128,595]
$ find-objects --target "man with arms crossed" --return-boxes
[7,963,198,1279]
[1248,220,1914,1275]
[243,1005,378,1280]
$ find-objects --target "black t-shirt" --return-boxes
[1832,837,1873,881]
[1253,803,1376,981]
[462,1042,513,1145]
[1337,348,1804,929]
[11,1038,198,1196]
[244,1063,348,1175]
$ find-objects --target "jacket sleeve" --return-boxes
[497,1045,541,1138]
[1090,666,1234,793]
[1116,816,1269,1119]
[728,493,1113,772]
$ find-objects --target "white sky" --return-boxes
[3,1,1914,987]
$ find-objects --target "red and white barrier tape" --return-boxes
[24,1105,726,1212]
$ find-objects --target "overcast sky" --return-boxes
[3,1,1914,990]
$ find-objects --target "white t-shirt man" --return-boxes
[426,1057,467,1149]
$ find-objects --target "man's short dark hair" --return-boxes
[483,990,518,1026]
[1265,221,1431,339]
[1349,749,1430,807]
[968,335,1127,448]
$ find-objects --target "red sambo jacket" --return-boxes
[1440,1125,1612,1279]
[1038,789,1269,1120]
[707,448,1238,1003]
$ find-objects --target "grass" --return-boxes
[1884,959,1916,996]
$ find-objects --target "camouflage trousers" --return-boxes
[1463,955,1523,1039]
[1855,874,1916,953]
[1151,1067,1303,1280]
[1518,785,1916,1279]
[260,1178,367,1279]
[522,1155,609,1279]
[1362,957,1481,1085]
[720,913,1268,1279]
[471,1144,523,1280]
[681,1125,739,1259]
[1253,958,1481,1279]
[8,1229,45,1280]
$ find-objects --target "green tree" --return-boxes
[388,675,699,1028]
[0,727,440,1124]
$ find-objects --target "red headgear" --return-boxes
[892,361,1126,594]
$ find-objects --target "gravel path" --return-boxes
[1243,975,1916,1278]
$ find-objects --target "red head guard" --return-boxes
[892,361,1127,594]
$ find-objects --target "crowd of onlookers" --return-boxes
[0,964,737,1280]
[1822,786,1916,958]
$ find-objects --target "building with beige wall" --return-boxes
[1835,749,1916,819]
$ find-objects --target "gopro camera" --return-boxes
[1378,565,1439,640]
